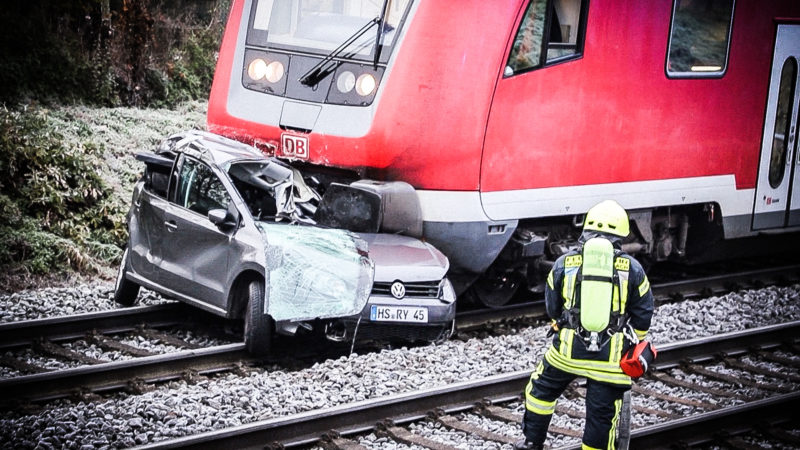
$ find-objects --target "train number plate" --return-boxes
[281,133,309,160]
[370,305,428,323]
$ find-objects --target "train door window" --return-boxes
[666,0,735,78]
[768,58,797,188]
[505,0,589,76]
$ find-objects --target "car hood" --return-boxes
[357,233,449,283]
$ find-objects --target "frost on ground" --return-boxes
[47,101,207,200]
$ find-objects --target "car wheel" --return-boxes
[114,247,140,306]
[244,279,273,356]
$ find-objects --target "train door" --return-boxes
[753,24,800,230]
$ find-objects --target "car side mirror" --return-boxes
[208,208,237,230]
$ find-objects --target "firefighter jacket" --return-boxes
[543,231,654,386]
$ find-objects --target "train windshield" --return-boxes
[247,0,412,62]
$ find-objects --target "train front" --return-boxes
[208,0,526,299]
[208,0,412,170]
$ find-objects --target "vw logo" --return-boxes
[390,281,406,299]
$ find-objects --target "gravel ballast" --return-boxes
[1,283,799,449]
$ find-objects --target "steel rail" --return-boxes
[557,391,800,449]
[0,343,251,407]
[455,264,800,330]
[0,303,190,350]
[138,320,800,449]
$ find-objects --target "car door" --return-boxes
[159,155,235,308]
[128,162,173,282]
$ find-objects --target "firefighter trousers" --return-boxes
[522,359,629,449]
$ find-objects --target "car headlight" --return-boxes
[440,278,456,304]
[355,73,377,96]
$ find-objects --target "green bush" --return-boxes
[0,106,126,275]
[0,0,229,107]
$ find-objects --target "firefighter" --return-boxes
[517,200,655,450]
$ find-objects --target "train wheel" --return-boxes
[466,271,522,308]
[244,279,273,356]
[114,248,140,306]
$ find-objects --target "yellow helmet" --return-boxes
[584,200,630,237]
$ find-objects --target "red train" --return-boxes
[208,0,800,306]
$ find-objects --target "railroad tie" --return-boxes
[475,402,582,439]
[757,349,800,369]
[476,403,523,423]
[684,363,792,394]
[319,431,368,450]
[0,354,49,374]
[723,356,800,383]
[135,325,200,349]
[85,331,156,357]
[34,339,104,365]
[375,420,461,450]
[435,413,518,445]
[757,424,800,446]
[631,384,719,410]
[648,371,749,401]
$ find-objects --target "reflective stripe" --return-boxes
[547,270,555,289]
[634,328,648,340]
[563,266,579,310]
[525,395,557,415]
[565,255,582,267]
[559,328,574,356]
[612,283,620,313]
[525,362,555,415]
[545,347,631,386]
[638,276,650,297]
[618,270,629,314]
[609,332,624,364]
[582,444,602,450]
[608,397,622,450]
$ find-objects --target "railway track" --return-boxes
[1,264,798,409]
[0,266,800,408]
[136,321,800,449]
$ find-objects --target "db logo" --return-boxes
[281,133,309,160]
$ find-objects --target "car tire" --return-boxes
[114,247,140,307]
[244,279,273,356]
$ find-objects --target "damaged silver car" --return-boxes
[115,131,455,355]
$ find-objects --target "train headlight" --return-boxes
[355,73,377,96]
[336,71,356,93]
[247,58,268,81]
[264,61,285,83]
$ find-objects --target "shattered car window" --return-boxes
[176,157,231,216]
[228,161,296,220]
[256,223,374,321]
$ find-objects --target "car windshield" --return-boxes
[248,0,412,61]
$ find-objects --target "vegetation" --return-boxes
[0,103,207,290]
[0,0,229,108]
[0,1,226,290]
[0,106,123,277]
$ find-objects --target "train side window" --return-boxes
[505,0,589,77]
[666,0,735,78]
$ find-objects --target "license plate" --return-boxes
[370,305,428,323]
[280,133,309,160]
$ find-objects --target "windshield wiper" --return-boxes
[299,0,394,87]
[373,0,392,68]
[299,17,380,87]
